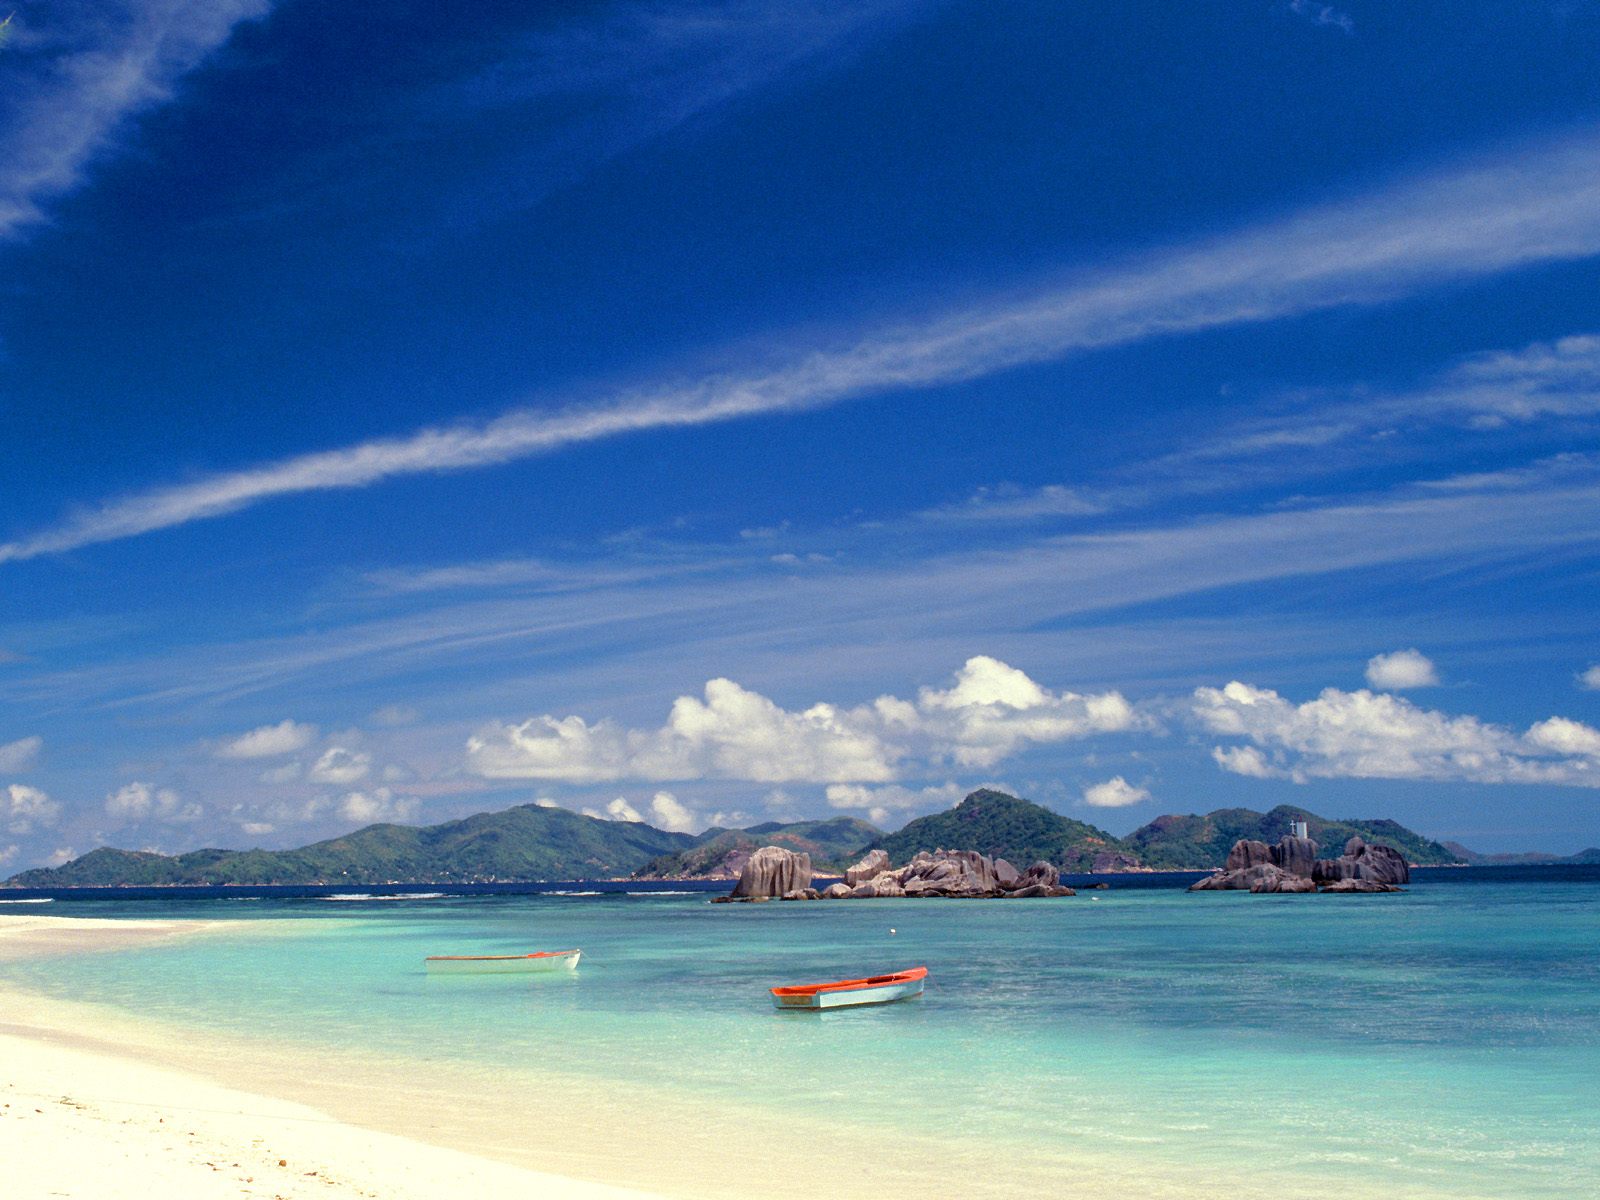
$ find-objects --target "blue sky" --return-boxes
[4,1,1600,870]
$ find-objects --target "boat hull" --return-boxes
[773,978,923,1009]
[425,950,581,974]
[770,966,927,1010]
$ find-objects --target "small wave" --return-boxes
[545,889,603,896]
[322,892,447,902]
[223,897,263,902]
[625,890,688,896]
[0,897,52,904]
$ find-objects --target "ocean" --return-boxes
[5,866,1598,1198]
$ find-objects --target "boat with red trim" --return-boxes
[770,966,926,1010]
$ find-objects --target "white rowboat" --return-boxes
[425,949,581,974]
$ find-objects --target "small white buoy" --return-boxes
[889,928,897,935]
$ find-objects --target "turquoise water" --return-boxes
[8,875,1599,1198]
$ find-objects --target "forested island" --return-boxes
[6,788,1483,888]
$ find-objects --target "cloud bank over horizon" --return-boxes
[466,656,1142,785]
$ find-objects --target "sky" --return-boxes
[4,1,1600,871]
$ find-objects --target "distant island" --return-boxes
[4,787,1502,888]
[1440,841,1600,866]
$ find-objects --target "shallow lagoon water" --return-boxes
[9,870,1599,1197]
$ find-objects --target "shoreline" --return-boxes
[0,916,660,1200]
[0,913,247,962]
[0,915,1111,1200]
[6,902,1574,1200]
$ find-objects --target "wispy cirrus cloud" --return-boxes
[1178,333,1600,471]
[10,126,1600,563]
[11,467,1600,722]
[251,1,930,237]
[438,0,926,212]
[1288,1,1354,36]
[0,0,273,240]
[916,483,1107,523]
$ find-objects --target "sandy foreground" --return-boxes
[0,915,659,1200]
[0,912,231,960]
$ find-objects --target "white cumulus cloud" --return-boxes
[1579,665,1600,691]
[338,788,418,824]
[467,658,1138,784]
[825,781,962,813]
[1525,716,1600,758]
[1195,681,1600,787]
[105,781,202,824]
[647,791,697,832]
[825,781,964,826]
[915,656,1141,768]
[583,797,644,822]
[218,720,318,759]
[5,783,60,834]
[470,678,900,784]
[1210,744,1279,779]
[1365,649,1440,689]
[310,747,372,784]
[1082,776,1150,807]
[0,736,42,771]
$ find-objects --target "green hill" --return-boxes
[6,804,697,887]
[1125,805,1464,869]
[6,792,1471,887]
[633,816,883,878]
[868,789,1129,871]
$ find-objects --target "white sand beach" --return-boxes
[0,916,659,1200]
[0,913,238,961]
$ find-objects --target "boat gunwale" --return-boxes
[769,966,927,998]
[424,949,581,963]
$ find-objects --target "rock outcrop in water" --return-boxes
[722,845,1075,901]
[845,849,890,886]
[1311,836,1409,887]
[1190,834,1408,894]
[730,846,813,899]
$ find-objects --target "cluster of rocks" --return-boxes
[1189,835,1409,894]
[716,845,1076,902]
